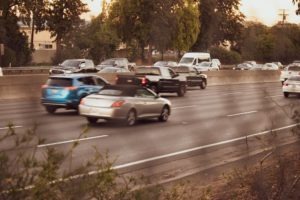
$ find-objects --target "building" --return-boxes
[19,22,56,64]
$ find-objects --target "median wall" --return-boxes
[0,71,280,100]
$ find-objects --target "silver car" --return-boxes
[79,85,171,125]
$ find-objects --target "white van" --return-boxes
[178,52,211,67]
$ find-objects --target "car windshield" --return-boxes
[46,78,73,87]
[101,60,115,65]
[199,62,211,67]
[99,67,118,73]
[61,60,81,68]
[288,66,300,71]
[172,67,189,73]
[136,67,161,75]
[179,57,194,64]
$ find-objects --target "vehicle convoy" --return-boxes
[49,59,97,75]
[282,76,300,98]
[171,66,207,89]
[41,74,108,113]
[178,52,211,68]
[280,63,300,84]
[79,85,172,126]
[116,66,187,97]
[96,58,136,71]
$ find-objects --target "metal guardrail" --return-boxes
[2,66,51,75]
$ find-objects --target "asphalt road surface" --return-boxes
[1,82,300,182]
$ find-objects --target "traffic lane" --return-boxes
[34,103,298,171]
[0,82,288,128]
[0,85,298,147]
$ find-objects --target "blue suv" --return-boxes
[41,74,108,113]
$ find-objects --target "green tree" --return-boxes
[192,0,244,51]
[46,0,89,54]
[172,0,200,58]
[0,0,31,67]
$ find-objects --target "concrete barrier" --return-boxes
[0,71,280,100]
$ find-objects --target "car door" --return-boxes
[135,88,162,117]
[77,76,100,96]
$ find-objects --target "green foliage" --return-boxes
[236,22,300,63]
[209,46,241,64]
[192,0,245,51]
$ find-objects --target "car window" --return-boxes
[288,66,300,71]
[77,77,96,85]
[193,59,197,65]
[136,88,156,98]
[94,77,106,86]
[47,78,73,87]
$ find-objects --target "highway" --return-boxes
[1,82,300,183]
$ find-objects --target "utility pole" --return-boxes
[278,9,289,25]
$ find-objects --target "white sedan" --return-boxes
[196,62,219,71]
[262,63,279,70]
[283,76,300,98]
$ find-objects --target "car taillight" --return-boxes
[65,86,77,91]
[141,78,147,85]
[111,100,125,108]
[80,99,85,105]
[41,84,48,88]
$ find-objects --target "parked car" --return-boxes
[98,67,130,73]
[96,58,136,71]
[262,63,279,70]
[41,74,108,113]
[280,63,300,85]
[282,76,300,98]
[49,59,96,75]
[79,85,171,126]
[172,66,207,89]
[154,61,178,67]
[292,60,300,64]
[195,61,219,71]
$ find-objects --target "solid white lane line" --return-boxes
[113,123,299,170]
[0,125,23,130]
[227,110,258,117]
[37,135,109,148]
[173,105,195,110]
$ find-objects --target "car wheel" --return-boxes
[200,80,207,89]
[126,110,136,126]
[150,85,158,94]
[284,92,289,98]
[158,106,170,122]
[87,117,98,124]
[45,106,57,114]
[177,85,185,97]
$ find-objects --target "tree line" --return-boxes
[0,0,299,67]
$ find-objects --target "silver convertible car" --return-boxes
[79,85,171,125]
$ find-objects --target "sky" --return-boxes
[82,0,300,26]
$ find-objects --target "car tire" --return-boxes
[87,117,98,124]
[126,110,137,126]
[284,92,289,98]
[45,106,57,114]
[150,85,158,94]
[177,85,185,97]
[200,80,207,89]
[158,106,170,122]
